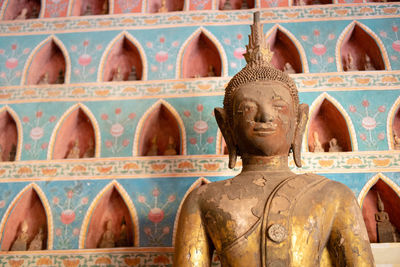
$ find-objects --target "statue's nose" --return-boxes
[259,106,275,123]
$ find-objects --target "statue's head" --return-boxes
[215,12,308,169]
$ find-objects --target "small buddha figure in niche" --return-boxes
[283,62,296,74]
[83,5,92,16]
[328,138,342,152]
[208,65,216,77]
[0,144,3,162]
[163,136,177,156]
[56,70,65,84]
[128,65,137,81]
[364,54,376,71]
[174,12,374,266]
[241,0,248,9]
[375,192,397,243]
[222,0,232,10]
[116,218,129,247]
[28,227,44,251]
[344,53,358,71]
[9,144,16,161]
[158,0,168,13]
[15,8,28,20]
[112,67,124,82]
[10,220,29,251]
[66,140,81,159]
[101,0,108,14]
[38,72,49,85]
[146,136,159,156]
[298,0,307,6]
[394,134,400,150]
[98,219,115,248]
[83,138,95,158]
[312,131,324,152]
[30,6,39,18]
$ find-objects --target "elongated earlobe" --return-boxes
[292,103,309,168]
[214,108,237,169]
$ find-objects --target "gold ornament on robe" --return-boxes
[174,11,374,267]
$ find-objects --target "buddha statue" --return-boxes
[15,8,28,20]
[394,134,400,150]
[283,62,296,74]
[83,138,95,158]
[364,54,376,71]
[174,12,374,267]
[112,67,124,82]
[158,0,168,13]
[208,65,216,77]
[66,140,81,159]
[222,0,232,10]
[116,218,129,247]
[28,227,44,251]
[98,219,115,248]
[128,65,137,81]
[146,136,159,156]
[344,53,357,71]
[38,72,49,85]
[56,70,65,84]
[312,131,324,152]
[163,136,177,156]
[328,138,342,152]
[375,192,396,243]
[83,5,92,16]
[10,220,29,251]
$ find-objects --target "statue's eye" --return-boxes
[273,101,287,110]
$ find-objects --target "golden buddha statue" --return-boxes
[174,12,374,267]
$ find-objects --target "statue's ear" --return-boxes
[292,103,309,168]
[214,107,237,169]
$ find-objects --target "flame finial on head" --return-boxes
[243,12,274,67]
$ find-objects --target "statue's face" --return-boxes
[232,81,296,156]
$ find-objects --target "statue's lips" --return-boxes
[253,125,276,136]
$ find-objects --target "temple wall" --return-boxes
[0,1,400,266]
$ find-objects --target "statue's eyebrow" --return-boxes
[238,97,258,104]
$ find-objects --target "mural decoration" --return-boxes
[137,187,176,246]
[44,0,68,18]
[300,29,336,73]
[380,23,400,69]
[0,43,30,86]
[70,40,104,83]
[349,99,387,150]
[115,0,141,13]
[223,33,247,74]
[101,107,136,156]
[22,110,57,160]
[182,104,215,155]
[146,36,180,80]
[51,181,89,249]
[190,0,210,10]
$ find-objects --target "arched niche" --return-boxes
[147,0,184,13]
[71,0,109,16]
[266,27,303,74]
[0,186,48,251]
[83,184,135,248]
[138,102,181,156]
[181,30,222,79]
[25,38,66,85]
[339,23,386,72]
[51,106,97,159]
[101,34,143,82]
[293,0,332,5]
[218,0,254,10]
[389,99,400,150]
[0,108,18,162]
[172,177,210,246]
[307,98,352,152]
[3,0,41,20]
[361,178,400,243]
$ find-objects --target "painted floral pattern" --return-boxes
[223,33,247,75]
[70,40,104,82]
[300,29,336,73]
[101,108,136,155]
[137,187,176,246]
[380,24,400,69]
[22,110,56,159]
[44,0,68,18]
[0,43,30,86]
[349,100,387,150]
[182,104,215,154]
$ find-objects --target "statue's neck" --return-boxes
[241,154,291,173]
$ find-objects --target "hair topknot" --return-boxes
[223,63,300,127]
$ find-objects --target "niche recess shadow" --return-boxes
[26,39,66,85]
[1,187,48,251]
[52,107,96,159]
[71,0,109,16]
[308,99,352,152]
[139,103,181,156]
[85,186,134,248]
[218,0,254,10]
[148,0,184,13]
[362,179,400,243]
[340,24,385,71]
[292,0,332,5]
[3,0,41,20]
[267,28,302,73]
[102,36,143,82]
[181,31,222,78]
[0,110,18,161]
